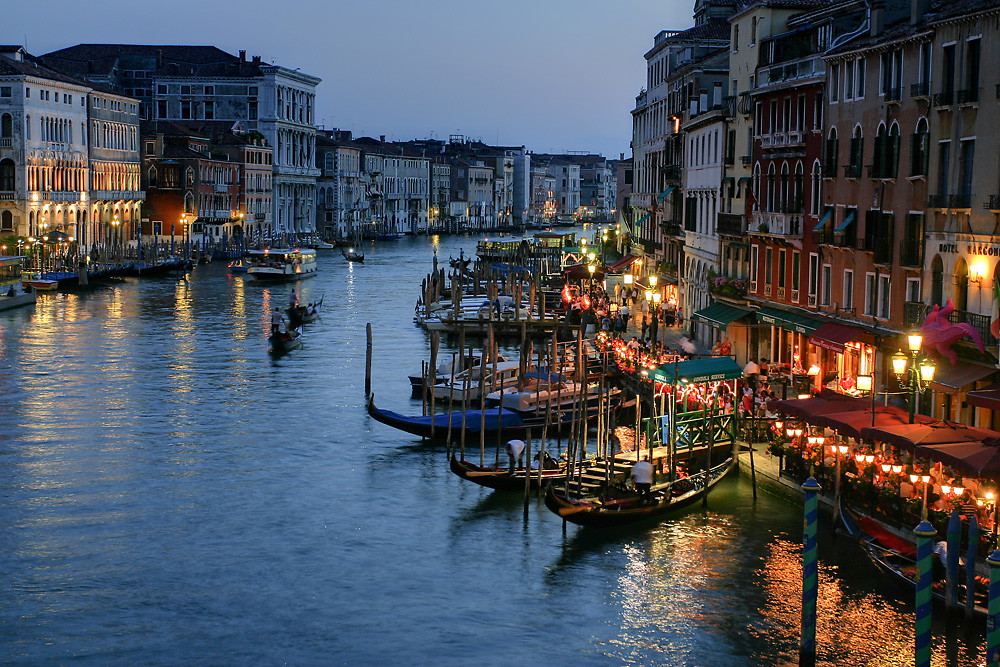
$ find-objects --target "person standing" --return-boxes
[270,307,285,334]
[631,459,654,500]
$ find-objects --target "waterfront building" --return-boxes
[529,166,557,223]
[429,160,452,233]
[315,129,364,240]
[0,45,143,255]
[40,45,321,236]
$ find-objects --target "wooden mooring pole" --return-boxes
[365,322,373,397]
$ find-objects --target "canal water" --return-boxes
[0,233,984,665]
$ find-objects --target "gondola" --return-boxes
[268,329,302,356]
[342,248,365,263]
[543,456,735,528]
[287,298,322,328]
[839,499,988,617]
[449,454,566,491]
[366,394,525,439]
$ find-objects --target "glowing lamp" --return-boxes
[891,350,908,377]
[856,453,866,463]
[909,474,919,483]
[919,359,936,383]
[953,486,964,495]
[988,492,996,501]
[970,260,987,285]
[644,290,653,302]
[907,332,923,353]
[891,465,902,474]
[624,273,634,285]
[786,429,795,438]
[838,445,849,455]
[581,238,588,246]
[856,375,873,392]
[652,293,662,305]
[649,275,658,288]
[941,485,952,495]
[798,393,811,399]
[793,428,803,437]
[774,421,784,430]
[807,365,821,377]
[881,463,891,473]
[865,454,875,464]
[588,265,596,275]
[921,474,931,484]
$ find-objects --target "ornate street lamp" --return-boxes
[892,332,935,424]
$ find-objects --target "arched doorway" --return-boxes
[955,258,969,311]
[931,254,944,306]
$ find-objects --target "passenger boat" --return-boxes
[839,500,988,616]
[342,248,365,263]
[268,328,302,356]
[22,273,59,291]
[367,395,525,439]
[543,454,735,528]
[430,359,522,403]
[450,455,566,491]
[247,248,318,282]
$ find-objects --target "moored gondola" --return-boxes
[449,455,566,491]
[543,457,735,528]
[366,394,525,439]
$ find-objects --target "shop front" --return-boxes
[692,302,754,362]
[807,323,876,395]
[929,361,997,425]
[755,306,824,392]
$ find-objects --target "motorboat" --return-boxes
[227,259,249,273]
[430,359,521,404]
[247,248,318,282]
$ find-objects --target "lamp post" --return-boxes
[891,332,936,424]
[111,215,121,262]
[588,263,596,292]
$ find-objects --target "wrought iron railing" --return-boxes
[910,82,930,98]
[957,87,980,104]
[904,302,996,345]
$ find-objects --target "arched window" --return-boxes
[25,115,29,141]
[752,163,761,211]
[186,167,194,187]
[873,123,887,177]
[184,192,195,214]
[766,163,776,212]
[0,210,13,231]
[849,126,864,177]
[887,123,900,178]
[148,166,157,186]
[910,118,929,177]
[810,161,822,215]
[954,258,969,311]
[1,113,12,138]
[0,158,15,191]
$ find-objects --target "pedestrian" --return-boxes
[641,315,649,340]
[289,289,298,308]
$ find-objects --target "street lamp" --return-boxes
[587,263,596,292]
[891,331,936,424]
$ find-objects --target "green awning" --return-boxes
[692,302,753,328]
[737,176,752,196]
[656,186,677,201]
[756,306,822,334]
[652,356,744,384]
[835,209,856,232]
[813,208,834,231]
[721,176,735,183]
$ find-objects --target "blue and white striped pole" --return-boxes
[987,549,1000,667]
[914,520,937,667]
[800,477,821,667]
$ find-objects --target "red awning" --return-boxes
[606,254,639,274]
[807,323,875,354]
[916,441,1000,478]
[859,421,995,450]
[929,361,996,394]
[967,389,1000,410]
[768,390,871,419]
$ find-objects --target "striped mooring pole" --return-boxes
[800,477,820,667]
[988,549,1000,667]
[914,520,937,667]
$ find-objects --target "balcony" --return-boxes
[38,191,80,202]
[985,194,1000,211]
[822,162,838,178]
[751,212,802,236]
[843,164,862,179]
[928,194,972,209]
[866,163,897,180]
[933,90,954,107]
[761,131,805,148]
[740,155,752,166]
[758,56,824,87]
[957,87,980,105]
[716,212,744,236]
[215,183,230,193]
[904,301,996,345]
[0,191,13,201]
[662,164,681,181]
[910,82,930,98]
[92,190,145,201]
[661,220,682,237]
[885,86,903,103]
[0,137,11,148]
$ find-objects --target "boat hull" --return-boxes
[450,456,566,491]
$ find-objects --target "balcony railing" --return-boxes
[759,56,824,86]
[985,194,1000,211]
[843,164,862,179]
[740,155,752,166]
[957,87,980,104]
[0,138,11,148]
[904,301,997,345]
[928,194,973,208]
[884,86,903,102]
[662,165,681,180]
[0,192,14,201]
[910,82,930,98]
[716,212,744,236]
[752,212,802,236]
[933,90,954,107]
[661,221,682,237]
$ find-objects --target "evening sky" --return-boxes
[7,0,685,158]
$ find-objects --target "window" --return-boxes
[830,64,840,102]
[959,139,975,196]
[792,251,801,292]
[902,213,924,266]
[750,244,759,287]
[822,265,832,306]
[25,114,29,140]
[54,92,59,102]
[856,58,866,98]
[0,87,10,98]
[157,84,167,94]
[180,101,191,119]
[248,86,258,96]
[0,159,14,190]
[765,247,773,285]
[732,24,739,52]
[778,249,786,288]
[843,270,854,311]
[181,85,191,95]
[938,140,951,194]
[145,141,155,155]
[942,44,956,94]
[918,42,931,89]
[845,62,855,100]
[878,274,890,319]
[906,278,921,303]
[204,101,214,120]
[1,114,11,138]
[25,87,29,98]
[751,16,757,44]
[965,38,981,95]
[864,273,876,316]
[808,253,819,298]
[157,100,167,118]
[910,118,929,176]
[205,85,215,95]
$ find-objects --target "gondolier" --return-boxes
[506,439,526,473]
[631,459,653,498]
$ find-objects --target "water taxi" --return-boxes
[247,248,318,282]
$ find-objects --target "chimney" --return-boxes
[239,50,246,62]
[870,0,885,36]
[910,0,930,24]
[620,152,625,160]
[252,55,261,65]
[380,135,386,143]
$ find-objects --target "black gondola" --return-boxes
[449,455,566,491]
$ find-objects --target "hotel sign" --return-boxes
[938,242,1000,256]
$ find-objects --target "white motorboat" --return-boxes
[247,248,318,282]
[486,371,621,418]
